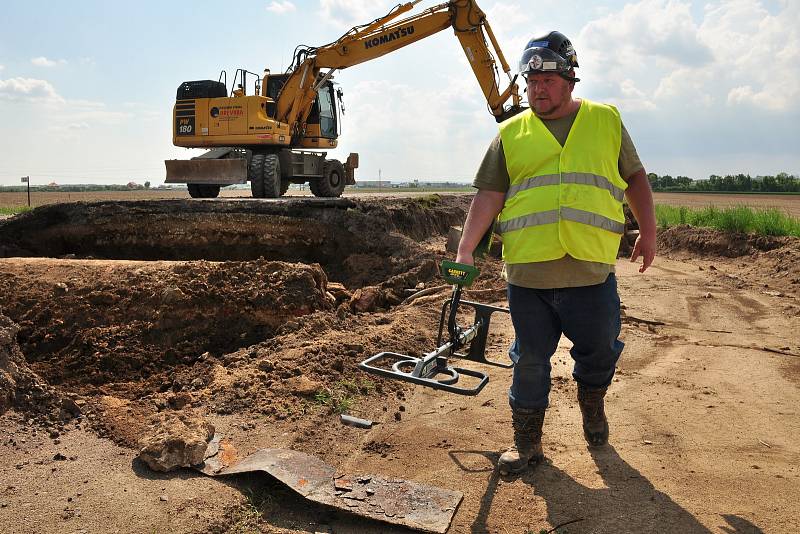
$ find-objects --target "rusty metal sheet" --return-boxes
[197,437,462,533]
[164,158,247,184]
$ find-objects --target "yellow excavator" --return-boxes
[164,0,523,198]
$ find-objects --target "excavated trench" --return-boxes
[0,197,463,285]
[0,196,469,414]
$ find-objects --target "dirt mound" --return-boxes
[0,195,475,447]
[0,260,334,390]
[0,313,62,420]
[657,225,792,257]
[657,225,800,297]
[0,196,468,288]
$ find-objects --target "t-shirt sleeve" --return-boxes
[472,134,510,192]
[619,121,644,181]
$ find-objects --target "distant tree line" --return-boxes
[1,182,155,192]
[648,172,799,193]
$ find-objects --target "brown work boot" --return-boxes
[578,385,609,446]
[498,407,545,475]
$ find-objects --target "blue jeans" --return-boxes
[507,274,624,410]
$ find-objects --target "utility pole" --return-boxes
[21,176,30,207]
[378,169,382,194]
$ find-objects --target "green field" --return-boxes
[654,204,800,237]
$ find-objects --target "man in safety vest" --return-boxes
[456,31,656,475]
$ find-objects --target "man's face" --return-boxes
[526,72,573,118]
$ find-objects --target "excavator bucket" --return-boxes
[164,158,248,184]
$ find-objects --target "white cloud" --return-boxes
[0,77,131,132]
[580,0,710,70]
[49,122,90,133]
[55,100,132,125]
[700,0,799,111]
[267,1,295,14]
[31,56,67,67]
[485,3,532,34]
[336,75,494,180]
[319,0,391,28]
[0,65,4,72]
[575,0,799,113]
[0,77,64,103]
[616,78,656,110]
[69,99,107,109]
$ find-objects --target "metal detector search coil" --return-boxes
[359,261,512,396]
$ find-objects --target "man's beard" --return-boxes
[532,99,559,117]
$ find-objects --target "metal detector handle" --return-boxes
[440,261,479,287]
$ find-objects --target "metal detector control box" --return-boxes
[359,261,512,396]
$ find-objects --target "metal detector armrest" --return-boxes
[443,300,513,369]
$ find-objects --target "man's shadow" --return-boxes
[519,445,764,533]
[452,445,764,533]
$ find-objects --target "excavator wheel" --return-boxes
[310,159,346,198]
[187,184,221,198]
[249,152,282,198]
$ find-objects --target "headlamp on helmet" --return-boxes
[519,31,580,82]
[520,48,572,76]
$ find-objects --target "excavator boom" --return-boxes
[277,0,522,133]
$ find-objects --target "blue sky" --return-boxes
[0,0,797,185]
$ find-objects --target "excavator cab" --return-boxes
[301,81,339,146]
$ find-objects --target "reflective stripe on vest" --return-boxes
[497,99,627,265]
[497,207,625,235]
[506,172,625,203]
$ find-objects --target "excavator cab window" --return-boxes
[317,84,337,139]
[306,82,338,139]
[266,75,289,101]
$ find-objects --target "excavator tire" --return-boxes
[249,152,282,198]
[310,159,346,198]
[187,184,221,198]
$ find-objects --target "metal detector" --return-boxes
[359,260,512,396]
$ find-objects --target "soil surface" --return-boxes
[0,196,798,534]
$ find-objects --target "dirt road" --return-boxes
[0,197,798,533]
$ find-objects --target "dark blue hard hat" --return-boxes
[520,31,579,76]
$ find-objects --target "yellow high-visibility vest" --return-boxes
[498,99,627,265]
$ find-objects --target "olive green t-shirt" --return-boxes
[473,103,644,289]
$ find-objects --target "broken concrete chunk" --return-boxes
[137,411,215,472]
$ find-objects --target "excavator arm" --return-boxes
[275,0,522,138]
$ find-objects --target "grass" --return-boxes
[411,193,444,208]
[314,378,375,414]
[0,206,32,215]
[227,487,274,534]
[654,204,800,237]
